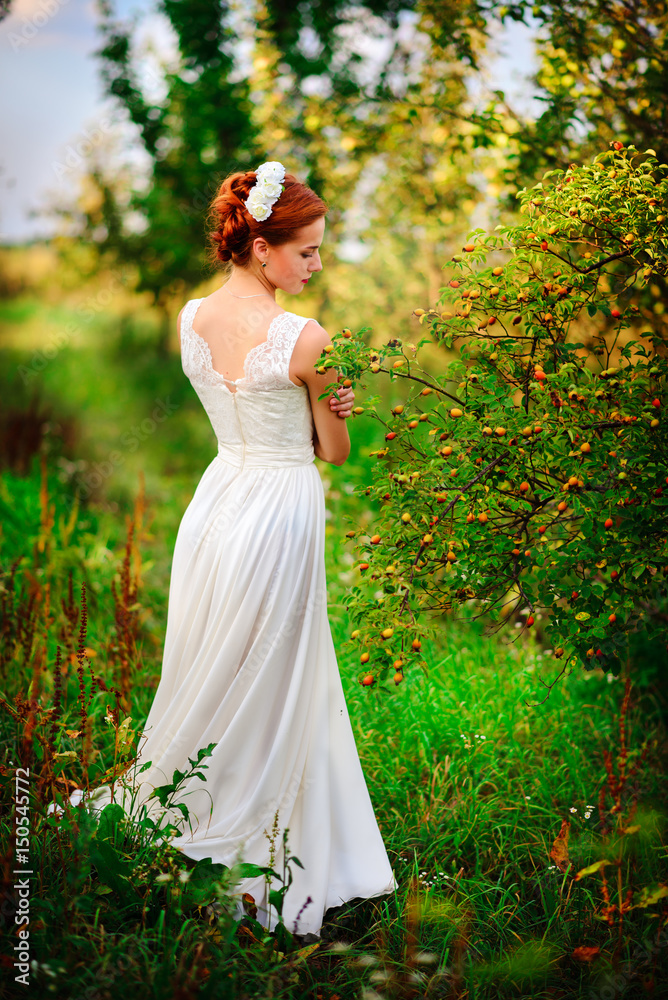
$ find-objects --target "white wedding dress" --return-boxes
[53,298,396,936]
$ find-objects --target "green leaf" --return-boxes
[89,839,139,906]
[634,885,668,908]
[575,859,612,880]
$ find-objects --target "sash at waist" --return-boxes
[216,440,315,468]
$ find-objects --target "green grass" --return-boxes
[0,311,666,999]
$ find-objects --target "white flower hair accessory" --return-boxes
[244,161,286,221]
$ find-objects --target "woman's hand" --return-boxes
[329,380,355,419]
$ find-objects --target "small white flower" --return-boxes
[178,869,191,883]
[245,190,272,221]
[256,160,285,183]
[525,795,531,800]
[155,872,173,883]
[569,807,577,813]
[256,177,282,199]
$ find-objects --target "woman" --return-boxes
[53,161,396,937]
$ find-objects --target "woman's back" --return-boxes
[180,292,351,467]
[180,296,317,468]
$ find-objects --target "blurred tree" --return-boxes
[91,0,259,352]
[418,1,668,187]
[416,1,668,332]
[88,0,430,352]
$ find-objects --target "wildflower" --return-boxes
[416,952,438,964]
[352,955,379,969]
[329,941,352,953]
[525,795,531,800]
[155,872,172,883]
[569,807,577,813]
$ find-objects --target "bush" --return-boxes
[322,144,668,690]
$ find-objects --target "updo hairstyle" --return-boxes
[207,169,328,269]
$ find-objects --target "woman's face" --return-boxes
[254,217,325,295]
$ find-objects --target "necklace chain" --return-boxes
[223,283,274,300]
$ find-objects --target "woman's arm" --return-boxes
[293,321,351,465]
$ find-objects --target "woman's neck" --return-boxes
[224,266,276,299]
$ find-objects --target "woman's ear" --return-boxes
[252,236,269,261]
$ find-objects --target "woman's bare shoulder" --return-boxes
[295,317,330,345]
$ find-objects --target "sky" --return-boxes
[0,0,539,244]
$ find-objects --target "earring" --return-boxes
[262,262,267,267]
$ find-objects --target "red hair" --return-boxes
[207,169,328,269]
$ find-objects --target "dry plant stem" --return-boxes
[76,584,89,776]
[111,474,145,711]
[592,678,652,967]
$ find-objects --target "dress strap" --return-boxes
[258,312,314,388]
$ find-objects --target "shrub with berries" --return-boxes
[319,145,667,689]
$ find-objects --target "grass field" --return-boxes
[1,295,666,999]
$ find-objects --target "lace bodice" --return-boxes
[180,298,316,468]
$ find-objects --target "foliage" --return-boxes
[1,460,666,997]
[498,0,668,178]
[319,144,668,690]
[83,0,441,349]
[88,0,260,345]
